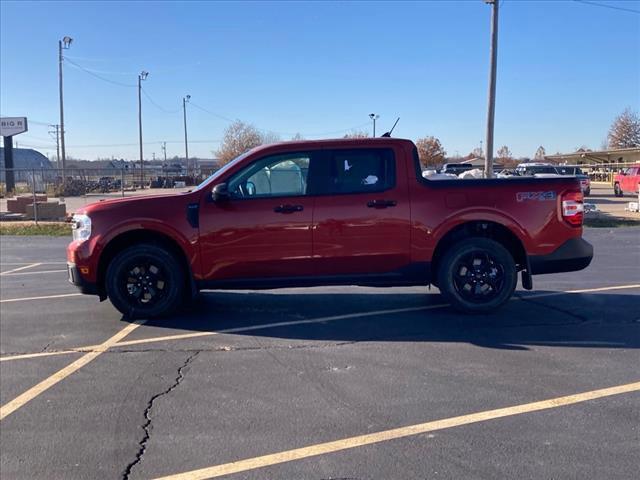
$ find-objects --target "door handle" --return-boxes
[274,204,304,214]
[367,199,397,209]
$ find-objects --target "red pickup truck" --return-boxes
[67,138,592,317]
[613,164,640,196]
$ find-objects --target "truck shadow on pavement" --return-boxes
[134,290,640,351]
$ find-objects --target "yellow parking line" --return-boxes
[0,263,42,275]
[525,284,640,299]
[153,381,640,480]
[0,269,67,276]
[0,293,83,303]
[0,262,66,266]
[0,321,144,421]
[0,350,83,362]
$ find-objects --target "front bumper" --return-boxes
[67,262,100,296]
[529,237,593,275]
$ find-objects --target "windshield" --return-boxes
[193,150,254,191]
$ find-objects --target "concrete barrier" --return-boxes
[25,202,66,221]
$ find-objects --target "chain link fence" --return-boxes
[1,168,206,223]
[1,167,205,196]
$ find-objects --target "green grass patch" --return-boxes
[584,216,640,228]
[0,222,72,236]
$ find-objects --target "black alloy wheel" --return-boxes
[106,244,185,318]
[437,237,517,314]
[119,258,167,307]
[452,251,505,303]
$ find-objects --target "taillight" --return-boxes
[562,191,584,227]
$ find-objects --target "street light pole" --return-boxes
[369,113,379,137]
[138,71,148,188]
[484,0,499,178]
[183,95,190,175]
[58,36,72,182]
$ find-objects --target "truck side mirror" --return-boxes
[211,183,229,202]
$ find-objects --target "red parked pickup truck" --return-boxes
[613,164,640,197]
[67,138,593,317]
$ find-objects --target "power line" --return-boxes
[29,139,223,148]
[189,101,371,137]
[573,0,640,14]
[26,119,54,127]
[188,101,236,123]
[64,58,137,87]
[141,88,181,114]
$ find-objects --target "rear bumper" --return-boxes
[529,237,593,275]
[67,262,100,296]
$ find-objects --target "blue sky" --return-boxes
[1,0,639,161]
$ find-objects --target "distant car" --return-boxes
[557,166,591,196]
[440,163,474,175]
[613,164,640,197]
[515,163,560,176]
[497,169,518,178]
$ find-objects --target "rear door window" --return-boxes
[322,148,395,194]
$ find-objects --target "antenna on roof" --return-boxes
[381,117,400,137]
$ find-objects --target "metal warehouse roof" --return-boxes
[545,147,640,165]
[0,148,53,170]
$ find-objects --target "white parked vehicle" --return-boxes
[515,163,561,177]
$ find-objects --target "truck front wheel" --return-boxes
[437,238,517,314]
[105,244,185,318]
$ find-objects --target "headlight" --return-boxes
[71,214,92,242]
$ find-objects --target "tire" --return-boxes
[437,238,517,314]
[105,243,185,318]
[614,183,623,197]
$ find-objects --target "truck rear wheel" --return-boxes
[437,238,517,314]
[105,244,185,319]
[614,183,623,197]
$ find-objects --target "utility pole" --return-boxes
[183,95,190,175]
[138,70,148,188]
[484,0,499,178]
[58,36,72,181]
[162,141,167,162]
[49,124,61,169]
[369,113,379,137]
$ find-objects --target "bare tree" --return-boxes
[261,131,281,145]
[415,136,446,168]
[607,108,640,149]
[534,146,546,161]
[471,147,484,159]
[290,133,305,141]
[216,121,281,165]
[496,145,513,161]
[496,145,518,168]
[600,138,609,151]
[343,130,369,139]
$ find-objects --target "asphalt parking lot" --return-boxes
[1,228,639,480]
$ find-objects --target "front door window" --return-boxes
[228,153,311,199]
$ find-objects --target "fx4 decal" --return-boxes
[516,191,557,202]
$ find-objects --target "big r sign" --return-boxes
[0,117,28,137]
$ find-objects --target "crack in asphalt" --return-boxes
[121,351,200,480]
[0,341,356,358]
[516,295,589,323]
[111,341,360,355]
